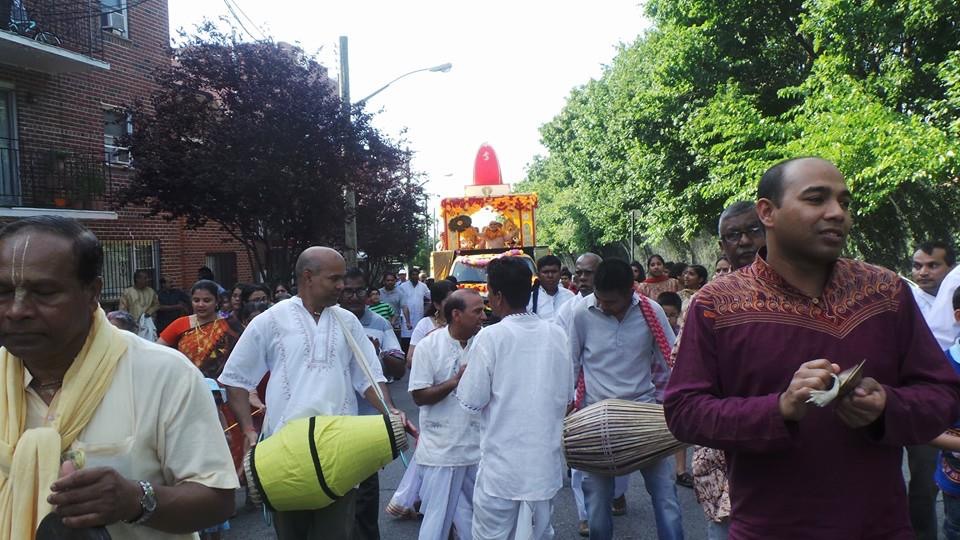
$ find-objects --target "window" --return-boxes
[100,0,127,37]
[0,87,18,205]
[103,109,131,165]
[102,240,159,302]
[205,252,237,289]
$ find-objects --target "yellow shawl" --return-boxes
[0,307,128,538]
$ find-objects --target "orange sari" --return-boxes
[159,315,244,472]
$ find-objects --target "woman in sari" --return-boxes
[159,280,242,379]
[157,280,243,539]
[636,254,680,299]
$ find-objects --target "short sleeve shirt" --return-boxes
[25,333,239,540]
[218,298,385,435]
[409,328,482,467]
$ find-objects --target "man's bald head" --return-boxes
[576,252,602,268]
[758,156,837,207]
[575,252,602,296]
[444,288,485,339]
[295,246,344,284]
[295,246,347,310]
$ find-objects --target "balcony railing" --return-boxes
[0,141,116,210]
[1,0,104,60]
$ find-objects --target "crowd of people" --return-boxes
[2,155,960,540]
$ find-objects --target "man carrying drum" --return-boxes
[409,289,486,539]
[564,258,683,540]
[219,246,407,540]
[665,157,960,539]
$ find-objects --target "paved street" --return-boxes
[226,372,710,540]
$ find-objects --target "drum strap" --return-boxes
[573,295,673,409]
[333,310,411,467]
[331,310,390,411]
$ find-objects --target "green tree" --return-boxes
[526,0,960,269]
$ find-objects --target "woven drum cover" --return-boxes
[249,414,401,511]
[563,399,687,476]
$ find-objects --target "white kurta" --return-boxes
[409,327,482,467]
[910,282,936,319]
[925,267,960,349]
[457,313,572,502]
[410,327,483,540]
[527,285,575,322]
[399,280,431,338]
[218,297,385,436]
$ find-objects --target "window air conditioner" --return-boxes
[101,11,125,34]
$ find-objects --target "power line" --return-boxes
[221,0,261,41]
[224,0,269,41]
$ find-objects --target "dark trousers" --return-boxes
[355,473,381,540]
[273,489,357,540]
[908,444,940,540]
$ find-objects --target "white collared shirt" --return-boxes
[527,285,575,322]
[456,313,572,501]
[409,327,482,467]
[219,297,385,436]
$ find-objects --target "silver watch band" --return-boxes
[125,480,157,525]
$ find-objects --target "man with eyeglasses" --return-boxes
[678,201,766,539]
[717,201,766,272]
[335,267,406,539]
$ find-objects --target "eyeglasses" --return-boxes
[341,287,366,298]
[721,225,764,244]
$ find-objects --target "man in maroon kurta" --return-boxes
[664,157,960,539]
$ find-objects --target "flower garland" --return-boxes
[459,248,525,268]
[441,194,538,215]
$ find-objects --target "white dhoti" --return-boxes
[386,454,424,518]
[572,469,630,520]
[418,464,478,540]
[472,471,554,540]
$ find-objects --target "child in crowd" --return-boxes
[656,291,683,334]
[933,287,960,539]
[368,287,396,323]
[656,290,691,488]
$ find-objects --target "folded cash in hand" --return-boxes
[806,359,866,407]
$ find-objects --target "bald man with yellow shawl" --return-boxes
[0,216,238,539]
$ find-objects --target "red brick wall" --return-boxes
[0,0,254,291]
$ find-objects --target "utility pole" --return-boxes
[340,36,358,267]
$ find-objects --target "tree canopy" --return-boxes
[520,0,960,269]
[121,25,426,282]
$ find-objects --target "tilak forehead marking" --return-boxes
[9,234,31,287]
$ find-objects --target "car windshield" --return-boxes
[452,263,487,283]
[451,256,536,283]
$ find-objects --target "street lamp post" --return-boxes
[339,35,451,267]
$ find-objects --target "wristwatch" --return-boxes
[125,480,158,525]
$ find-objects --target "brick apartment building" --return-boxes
[0,0,253,304]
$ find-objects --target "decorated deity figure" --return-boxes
[481,221,508,249]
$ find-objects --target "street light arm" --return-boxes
[355,63,452,106]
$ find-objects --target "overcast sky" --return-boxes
[168,0,649,204]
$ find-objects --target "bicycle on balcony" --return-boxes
[5,0,62,46]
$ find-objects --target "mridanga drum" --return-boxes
[563,399,687,476]
[244,413,408,511]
